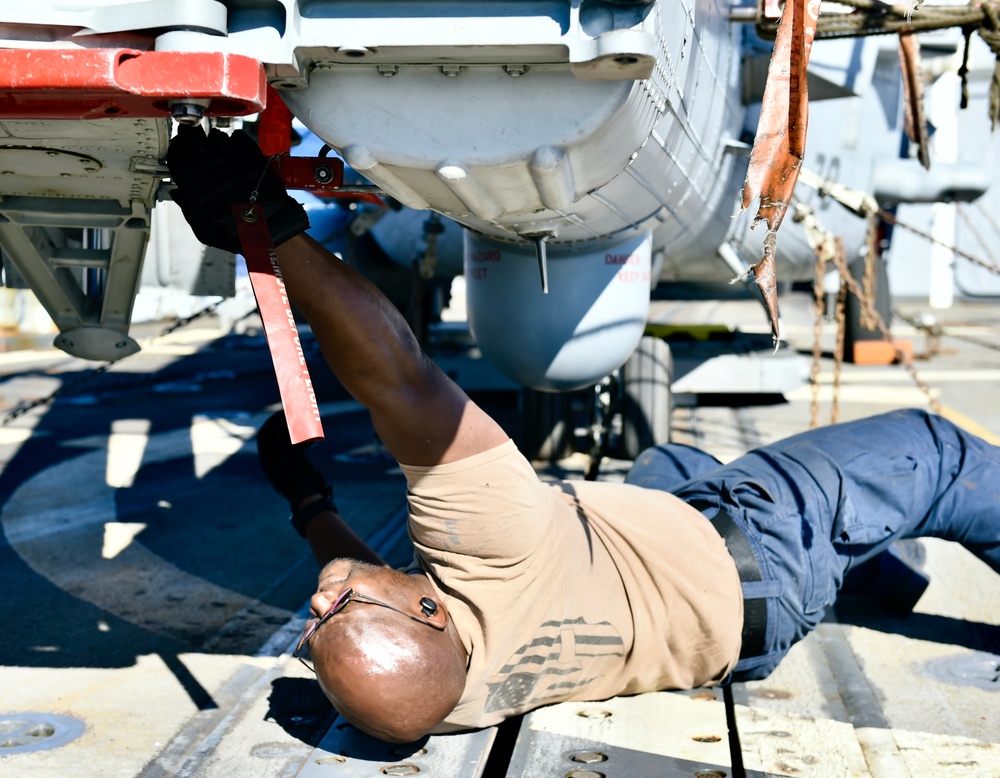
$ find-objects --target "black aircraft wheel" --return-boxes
[517,386,577,462]
[610,335,673,460]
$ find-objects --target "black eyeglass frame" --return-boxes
[293,587,437,672]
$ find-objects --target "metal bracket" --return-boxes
[0,197,149,360]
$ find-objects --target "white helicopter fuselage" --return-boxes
[0,0,948,389]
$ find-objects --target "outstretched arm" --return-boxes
[274,233,507,466]
[302,502,386,568]
[165,126,507,468]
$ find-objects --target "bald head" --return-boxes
[306,567,468,742]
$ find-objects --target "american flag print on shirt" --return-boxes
[484,617,625,712]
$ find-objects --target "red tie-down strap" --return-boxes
[233,204,324,445]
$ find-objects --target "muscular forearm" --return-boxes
[303,508,386,568]
[275,233,429,408]
[165,127,505,468]
[274,233,507,466]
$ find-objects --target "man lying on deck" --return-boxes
[167,126,1000,743]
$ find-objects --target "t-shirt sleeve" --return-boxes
[399,440,555,560]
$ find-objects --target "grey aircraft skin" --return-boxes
[0,1,985,391]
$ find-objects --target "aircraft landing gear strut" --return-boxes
[519,335,674,470]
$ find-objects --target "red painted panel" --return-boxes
[0,49,266,119]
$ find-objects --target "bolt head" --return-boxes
[170,103,206,125]
[314,165,334,184]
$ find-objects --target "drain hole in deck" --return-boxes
[381,764,420,776]
[921,651,1000,691]
[569,750,608,763]
[0,714,85,754]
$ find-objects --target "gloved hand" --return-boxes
[166,126,309,254]
[257,410,337,536]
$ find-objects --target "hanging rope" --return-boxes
[978,0,1000,128]
[756,0,1000,127]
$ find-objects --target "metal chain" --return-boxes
[973,199,1000,245]
[793,166,1000,418]
[150,298,225,339]
[3,362,115,425]
[754,1,1000,136]
[798,165,1000,278]
[809,233,850,429]
[827,249,944,414]
[833,280,847,425]
[810,251,826,430]
[878,208,1000,277]
[955,203,1000,269]
[801,204,845,429]
[798,200,942,419]
[800,198,853,428]
[859,212,879,331]
[894,307,1000,354]
[2,298,225,425]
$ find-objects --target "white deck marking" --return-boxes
[0,401,363,644]
[105,418,150,488]
[0,427,34,445]
[102,521,147,560]
[1,420,285,643]
[785,385,940,405]
[190,414,257,479]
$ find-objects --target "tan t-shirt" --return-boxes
[401,440,743,732]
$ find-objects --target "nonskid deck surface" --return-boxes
[0,298,997,777]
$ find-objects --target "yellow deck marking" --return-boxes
[936,404,1000,445]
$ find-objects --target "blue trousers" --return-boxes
[625,409,1000,681]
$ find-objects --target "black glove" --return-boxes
[256,410,337,537]
[166,126,309,254]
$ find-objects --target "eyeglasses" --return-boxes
[293,587,436,672]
